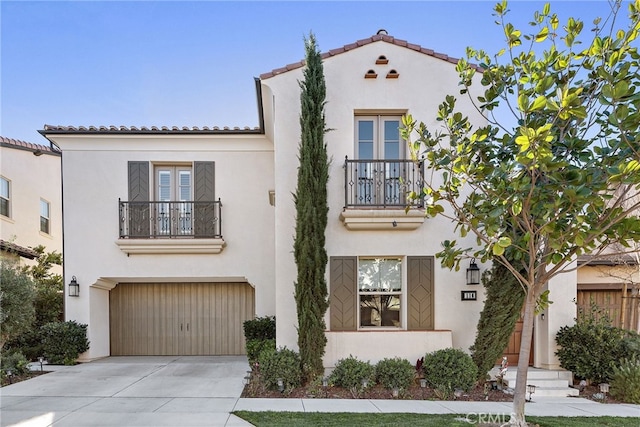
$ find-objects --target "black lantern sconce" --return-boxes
[69,276,80,297]
[466,259,480,285]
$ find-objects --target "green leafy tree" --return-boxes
[402,1,640,425]
[293,33,330,382]
[0,261,36,350]
[21,245,63,325]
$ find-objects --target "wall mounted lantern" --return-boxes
[466,259,480,285]
[69,276,80,297]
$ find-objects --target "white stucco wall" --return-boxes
[0,145,62,271]
[47,134,275,360]
[264,40,488,363]
[578,264,640,284]
[534,264,577,369]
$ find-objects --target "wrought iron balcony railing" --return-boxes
[119,199,222,239]
[344,158,425,208]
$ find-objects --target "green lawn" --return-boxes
[233,412,639,427]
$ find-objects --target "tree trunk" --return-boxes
[510,287,536,426]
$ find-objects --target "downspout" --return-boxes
[254,77,265,134]
[38,131,67,320]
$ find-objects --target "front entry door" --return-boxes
[501,317,534,366]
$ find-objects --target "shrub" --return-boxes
[5,329,43,361]
[41,321,89,365]
[329,355,375,392]
[257,347,302,392]
[423,348,478,399]
[620,331,640,358]
[375,357,415,390]
[246,338,275,365]
[33,285,64,326]
[0,261,36,350]
[1,351,30,376]
[611,357,640,404]
[555,304,636,384]
[243,316,276,341]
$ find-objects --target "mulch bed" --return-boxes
[575,383,623,404]
[242,377,624,404]
[242,380,514,401]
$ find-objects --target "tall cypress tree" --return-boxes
[470,262,526,382]
[293,33,329,382]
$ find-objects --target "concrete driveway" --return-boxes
[0,356,253,427]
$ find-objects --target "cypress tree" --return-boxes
[470,262,526,382]
[293,33,330,382]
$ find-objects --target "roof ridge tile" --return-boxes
[260,32,480,80]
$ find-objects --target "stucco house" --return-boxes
[40,32,577,371]
[0,136,62,270]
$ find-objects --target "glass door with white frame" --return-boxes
[355,116,404,206]
[155,166,192,236]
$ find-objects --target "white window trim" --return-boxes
[1,176,10,218]
[354,115,405,160]
[154,164,193,236]
[357,256,405,330]
[154,165,193,201]
[40,198,51,235]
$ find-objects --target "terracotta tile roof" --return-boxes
[0,240,40,260]
[260,33,482,80]
[0,135,60,155]
[577,254,639,266]
[41,125,262,135]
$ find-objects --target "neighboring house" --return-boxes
[0,136,62,271]
[0,239,40,262]
[577,254,640,332]
[40,32,576,369]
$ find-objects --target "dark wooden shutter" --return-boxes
[407,256,434,330]
[193,162,216,237]
[194,162,215,201]
[127,161,150,237]
[330,256,357,331]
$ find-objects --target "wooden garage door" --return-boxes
[110,282,254,356]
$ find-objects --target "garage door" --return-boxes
[110,282,255,356]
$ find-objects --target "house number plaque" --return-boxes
[461,290,477,301]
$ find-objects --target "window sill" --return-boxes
[339,209,425,230]
[115,238,226,255]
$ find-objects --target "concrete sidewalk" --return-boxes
[235,396,640,418]
[1,356,638,427]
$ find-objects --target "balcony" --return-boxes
[341,158,426,230]
[116,200,225,254]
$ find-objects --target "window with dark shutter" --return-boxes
[329,255,434,331]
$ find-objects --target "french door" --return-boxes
[355,116,405,206]
[155,166,192,235]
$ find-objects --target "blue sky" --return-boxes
[0,0,629,144]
